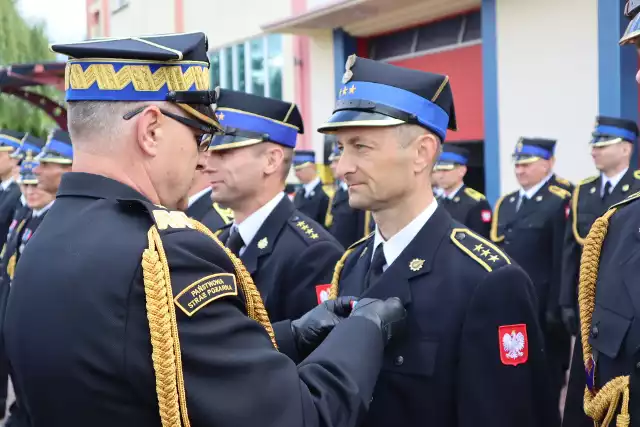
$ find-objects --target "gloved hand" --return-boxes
[350,297,406,346]
[290,296,356,358]
[561,307,578,336]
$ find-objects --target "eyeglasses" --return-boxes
[123,106,215,152]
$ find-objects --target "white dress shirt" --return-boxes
[32,200,54,218]
[303,177,322,198]
[232,192,286,256]
[372,199,439,271]
[600,168,628,197]
[1,177,14,191]
[187,187,212,208]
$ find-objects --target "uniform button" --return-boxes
[507,228,512,232]
[591,326,599,338]
[636,361,640,371]
[394,355,404,366]
[292,216,300,221]
[456,232,465,240]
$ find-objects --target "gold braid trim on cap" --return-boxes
[189,219,277,349]
[490,194,506,243]
[142,226,189,427]
[579,208,631,427]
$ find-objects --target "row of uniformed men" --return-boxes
[0,128,72,425]
[2,16,637,427]
[425,115,640,425]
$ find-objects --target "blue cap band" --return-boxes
[46,139,73,158]
[438,152,467,165]
[20,142,42,154]
[294,153,315,164]
[0,136,21,149]
[211,109,298,149]
[594,125,637,142]
[66,61,209,102]
[337,81,450,141]
[515,145,551,159]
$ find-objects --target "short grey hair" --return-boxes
[67,101,144,151]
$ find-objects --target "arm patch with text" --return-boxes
[174,273,238,316]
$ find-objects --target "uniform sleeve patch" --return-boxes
[481,210,492,223]
[499,324,528,366]
[174,273,238,316]
[316,284,331,304]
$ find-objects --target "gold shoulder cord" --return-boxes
[572,184,587,246]
[141,220,277,427]
[363,211,372,238]
[328,247,355,300]
[489,195,506,243]
[324,191,335,228]
[579,207,630,427]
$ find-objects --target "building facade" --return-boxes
[86,0,638,204]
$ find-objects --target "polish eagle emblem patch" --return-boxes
[499,324,528,366]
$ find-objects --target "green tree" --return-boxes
[0,0,61,138]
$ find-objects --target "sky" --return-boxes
[17,0,87,44]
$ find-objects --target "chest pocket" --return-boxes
[589,305,631,360]
[382,339,438,377]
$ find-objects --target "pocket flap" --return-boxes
[589,305,631,359]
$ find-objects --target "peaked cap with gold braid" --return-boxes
[578,191,640,427]
[138,204,275,427]
[50,32,222,133]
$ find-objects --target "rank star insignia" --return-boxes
[216,112,225,121]
[488,255,499,262]
[623,184,630,192]
[409,258,425,272]
[481,249,491,257]
[257,237,268,249]
[473,243,484,252]
[348,84,356,94]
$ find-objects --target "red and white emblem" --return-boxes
[499,324,528,366]
[315,284,332,304]
[481,210,492,223]
[565,205,570,219]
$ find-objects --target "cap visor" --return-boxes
[590,137,624,148]
[177,103,223,132]
[433,163,456,171]
[512,156,541,165]
[208,135,263,152]
[318,110,404,134]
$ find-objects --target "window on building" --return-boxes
[209,35,284,100]
[369,10,481,61]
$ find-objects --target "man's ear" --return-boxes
[264,145,285,176]
[414,133,439,174]
[136,106,162,157]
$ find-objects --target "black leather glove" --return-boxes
[561,307,578,336]
[290,296,356,358]
[350,297,406,346]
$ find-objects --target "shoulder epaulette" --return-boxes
[290,218,324,242]
[212,202,234,225]
[610,190,640,210]
[579,175,598,186]
[118,199,194,231]
[450,227,511,272]
[634,170,640,180]
[463,187,486,202]
[555,176,572,187]
[548,185,571,199]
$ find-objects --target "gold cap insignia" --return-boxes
[342,54,356,84]
[409,258,425,272]
[516,139,524,152]
[590,187,596,194]
[257,237,268,249]
[623,184,630,192]
[535,195,543,202]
